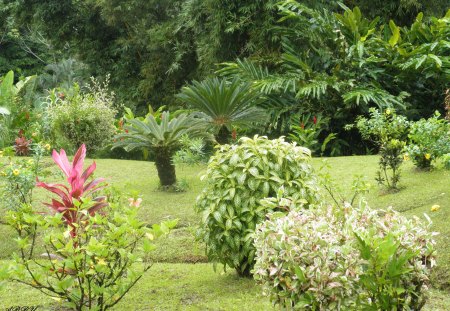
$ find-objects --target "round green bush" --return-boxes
[195,135,320,276]
[254,199,437,310]
[47,81,117,153]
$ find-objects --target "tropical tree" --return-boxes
[177,77,267,144]
[113,110,207,187]
[218,2,450,154]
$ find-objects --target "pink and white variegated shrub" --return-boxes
[37,144,107,237]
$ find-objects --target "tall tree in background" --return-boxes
[0,1,54,76]
[7,0,449,113]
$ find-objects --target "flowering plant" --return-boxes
[405,112,450,169]
[0,143,47,210]
[2,144,177,310]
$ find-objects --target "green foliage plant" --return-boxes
[0,142,47,211]
[172,135,209,166]
[177,78,267,144]
[254,197,437,310]
[195,135,319,277]
[113,109,207,187]
[352,108,410,190]
[1,144,177,310]
[219,3,449,154]
[46,79,117,154]
[405,112,450,169]
[288,113,337,156]
[442,153,450,170]
[0,71,38,147]
[445,89,450,120]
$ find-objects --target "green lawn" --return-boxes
[0,155,449,310]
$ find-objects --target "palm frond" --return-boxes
[113,112,208,151]
[177,77,267,130]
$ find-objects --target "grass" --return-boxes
[0,155,449,310]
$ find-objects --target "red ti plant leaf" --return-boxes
[37,144,107,239]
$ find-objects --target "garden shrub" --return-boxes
[172,135,209,165]
[254,198,437,310]
[288,113,338,156]
[405,112,450,169]
[0,142,49,211]
[0,144,177,310]
[351,108,410,189]
[445,89,449,121]
[195,135,319,276]
[46,79,117,153]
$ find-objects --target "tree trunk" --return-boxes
[215,125,230,145]
[236,260,252,278]
[154,147,176,186]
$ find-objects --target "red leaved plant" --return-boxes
[14,134,32,156]
[37,144,107,239]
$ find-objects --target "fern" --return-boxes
[342,87,409,110]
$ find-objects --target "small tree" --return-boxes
[113,110,207,187]
[350,108,409,190]
[177,77,267,144]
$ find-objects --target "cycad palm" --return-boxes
[177,77,267,144]
[113,111,206,187]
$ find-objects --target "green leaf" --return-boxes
[428,54,442,68]
[388,20,400,47]
[354,232,371,260]
[295,265,306,282]
[143,239,156,253]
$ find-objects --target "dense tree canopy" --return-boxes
[1,0,448,155]
[5,0,446,111]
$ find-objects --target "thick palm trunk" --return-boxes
[154,147,176,186]
[215,125,230,145]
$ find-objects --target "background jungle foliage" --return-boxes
[1,0,449,154]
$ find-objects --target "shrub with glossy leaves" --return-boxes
[196,136,319,276]
[254,198,437,310]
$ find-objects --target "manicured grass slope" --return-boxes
[0,156,449,310]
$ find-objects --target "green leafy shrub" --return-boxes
[0,143,48,211]
[405,112,450,169]
[445,89,450,121]
[351,108,410,189]
[442,153,450,170]
[0,71,38,147]
[288,113,337,156]
[1,144,177,310]
[375,139,405,189]
[254,198,437,310]
[195,136,319,276]
[352,108,410,144]
[47,79,117,153]
[172,135,209,165]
